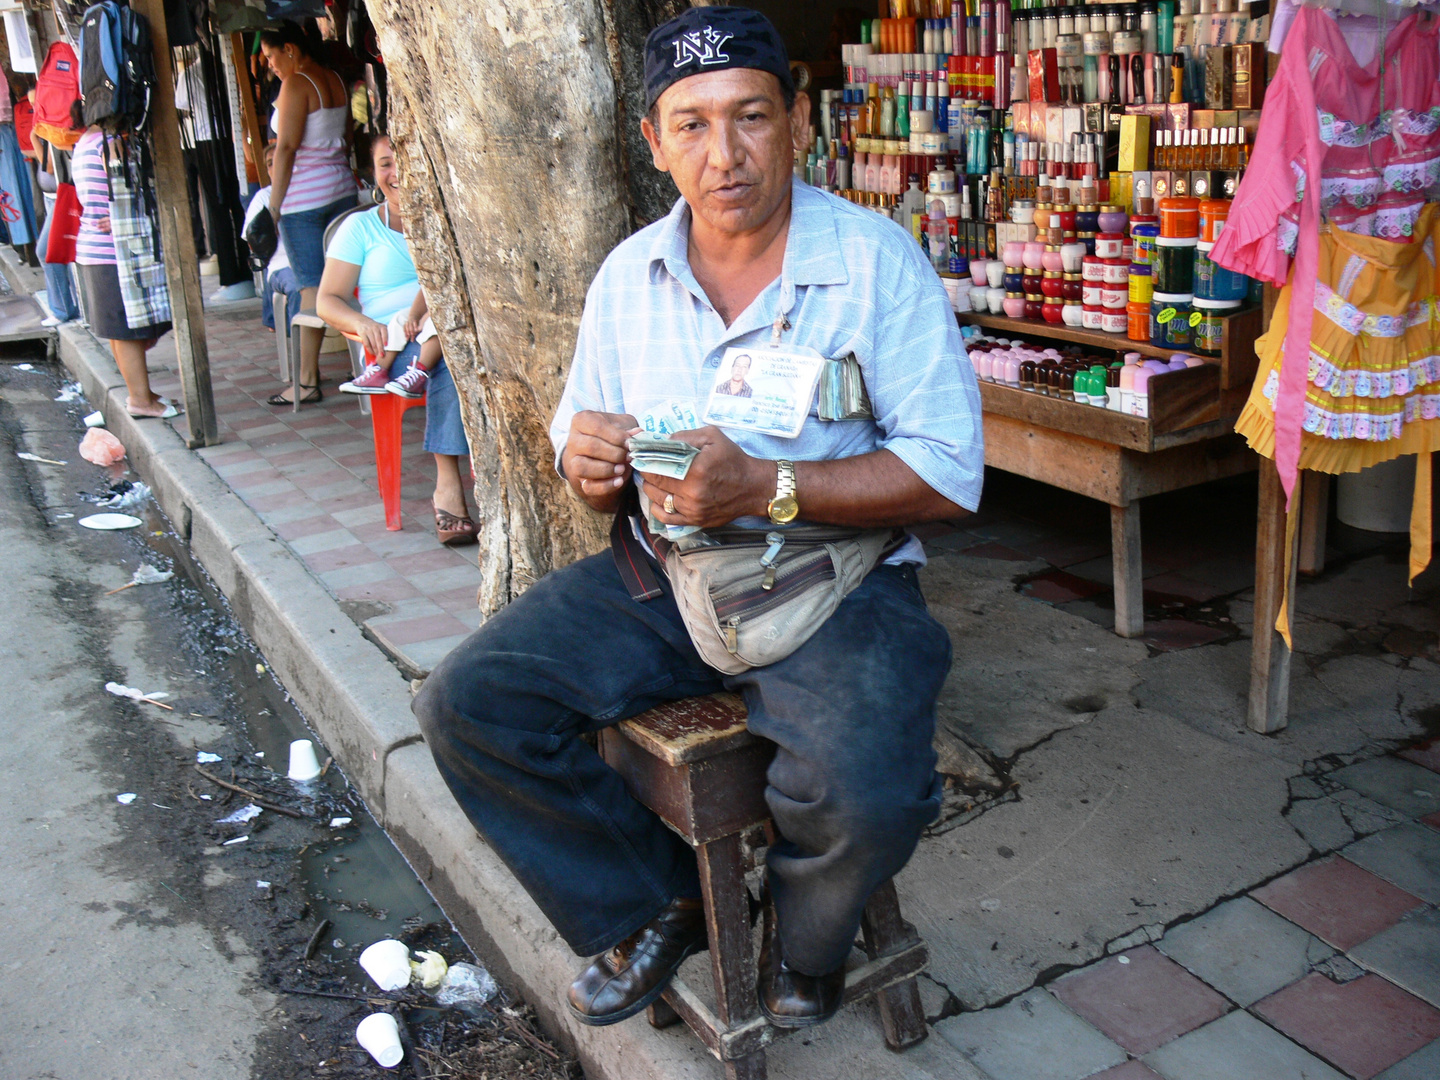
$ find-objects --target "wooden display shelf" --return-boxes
[958,306,1262,392]
[955,307,1261,642]
[978,365,1224,453]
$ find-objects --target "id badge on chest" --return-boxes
[701,344,826,439]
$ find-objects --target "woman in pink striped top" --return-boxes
[261,23,358,406]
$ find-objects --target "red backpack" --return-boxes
[33,42,82,151]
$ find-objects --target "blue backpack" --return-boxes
[78,1,154,133]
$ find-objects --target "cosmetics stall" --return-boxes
[776,0,1439,730]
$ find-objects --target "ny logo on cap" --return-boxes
[672,26,734,69]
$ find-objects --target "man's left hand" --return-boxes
[640,427,771,529]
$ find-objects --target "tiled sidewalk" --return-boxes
[145,308,484,675]
[935,740,1440,1080]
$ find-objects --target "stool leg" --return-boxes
[861,880,929,1052]
[646,997,681,1030]
[369,394,406,531]
[697,833,765,1079]
[725,1053,766,1080]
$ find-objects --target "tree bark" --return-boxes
[367,0,691,612]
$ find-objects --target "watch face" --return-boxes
[768,496,800,524]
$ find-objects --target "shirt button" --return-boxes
[703,356,720,368]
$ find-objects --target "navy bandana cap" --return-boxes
[643,6,794,113]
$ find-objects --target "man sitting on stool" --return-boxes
[414,6,982,1031]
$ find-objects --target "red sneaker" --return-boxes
[386,366,430,399]
[340,363,391,395]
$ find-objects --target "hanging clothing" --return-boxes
[0,122,38,246]
[176,48,250,286]
[1214,6,1440,632]
[1233,208,1440,466]
[109,156,171,330]
[1215,6,1440,633]
[271,70,356,214]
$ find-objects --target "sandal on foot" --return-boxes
[267,384,322,407]
[434,502,478,547]
[128,396,181,419]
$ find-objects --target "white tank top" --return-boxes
[272,70,357,214]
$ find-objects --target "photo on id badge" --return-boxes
[702,346,825,439]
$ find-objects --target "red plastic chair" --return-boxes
[341,330,426,532]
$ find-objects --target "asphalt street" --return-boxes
[0,364,280,1077]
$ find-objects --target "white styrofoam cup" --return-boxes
[356,1012,403,1068]
[287,739,322,781]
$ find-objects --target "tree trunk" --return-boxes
[366,0,692,613]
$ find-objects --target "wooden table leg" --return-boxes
[1248,460,1299,733]
[1298,470,1330,576]
[1111,502,1144,638]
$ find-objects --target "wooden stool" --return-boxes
[598,693,929,1080]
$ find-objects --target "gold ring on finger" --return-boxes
[664,494,676,515]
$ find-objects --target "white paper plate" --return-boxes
[78,513,142,530]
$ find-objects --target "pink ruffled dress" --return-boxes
[1213,6,1439,591]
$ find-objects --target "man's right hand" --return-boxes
[562,411,639,512]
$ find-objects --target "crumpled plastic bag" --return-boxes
[435,962,498,1014]
[78,428,126,467]
[410,950,448,990]
[98,481,152,510]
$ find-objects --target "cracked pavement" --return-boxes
[892,470,1440,1078]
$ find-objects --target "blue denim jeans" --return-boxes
[262,267,303,333]
[278,194,357,288]
[414,551,949,973]
[38,195,79,323]
[389,343,469,457]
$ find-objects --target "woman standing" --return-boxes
[73,126,174,418]
[260,23,357,405]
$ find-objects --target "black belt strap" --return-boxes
[611,486,664,602]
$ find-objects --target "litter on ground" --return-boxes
[106,563,174,595]
[116,793,137,805]
[17,452,66,465]
[78,428,126,466]
[222,835,249,846]
[96,482,152,511]
[104,682,173,710]
[196,751,222,764]
[216,804,262,825]
[79,513,142,531]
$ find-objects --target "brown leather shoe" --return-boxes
[566,897,707,1026]
[758,885,845,1029]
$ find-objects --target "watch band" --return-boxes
[774,459,796,500]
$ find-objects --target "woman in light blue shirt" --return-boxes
[316,136,475,546]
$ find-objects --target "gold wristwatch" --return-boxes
[767,460,799,525]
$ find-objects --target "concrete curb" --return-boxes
[13,256,953,1080]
